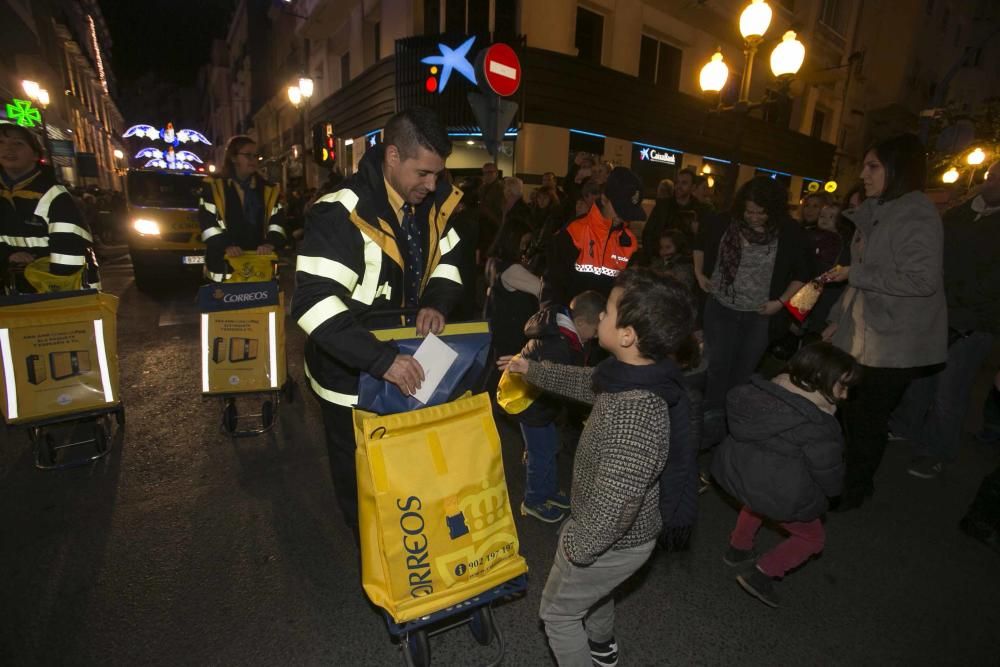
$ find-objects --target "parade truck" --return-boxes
[124,169,206,292]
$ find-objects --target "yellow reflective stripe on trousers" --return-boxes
[48,222,93,242]
[303,361,357,406]
[200,199,218,215]
[49,252,86,266]
[202,226,224,241]
[297,255,359,291]
[428,262,462,284]
[0,235,48,247]
[438,227,460,255]
[0,328,18,419]
[297,294,349,334]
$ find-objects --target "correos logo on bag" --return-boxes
[222,291,270,304]
[397,496,434,598]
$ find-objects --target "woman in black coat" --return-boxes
[693,176,813,444]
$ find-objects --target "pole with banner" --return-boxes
[467,43,521,164]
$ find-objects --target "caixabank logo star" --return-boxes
[421,36,477,93]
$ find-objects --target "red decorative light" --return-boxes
[425,76,438,93]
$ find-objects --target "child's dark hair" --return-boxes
[569,290,605,324]
[613,268,695,361]
[660,229,689,255]
[787,342,860,404]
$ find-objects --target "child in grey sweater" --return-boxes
[504,268,695,667]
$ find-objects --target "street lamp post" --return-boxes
[21,80,54,164]
[698,0,805,111]
[287,76,313,186]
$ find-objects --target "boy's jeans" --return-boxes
[520,422,559,506]
[539,522,656,666]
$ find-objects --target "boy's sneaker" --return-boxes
[588,637,619,667]
[520,501,566,524]
[737,566,780,608]
[723,545,757,567]
[907,458,944,479]
[547,491,571,509]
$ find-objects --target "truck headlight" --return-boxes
[133,218,160,235]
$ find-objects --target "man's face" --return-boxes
[542,173,555,189]
[675,173,693,199]
[386,145,445,205]
[482,164,498,184]
[801,196,823,223]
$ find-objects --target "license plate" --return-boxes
[182,255,205,265]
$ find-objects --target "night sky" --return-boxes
[100,0,236,87]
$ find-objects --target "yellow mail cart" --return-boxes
[0,289,124,468]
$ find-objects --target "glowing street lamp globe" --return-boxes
[700,50,729,93]
[942,167,960,184]
[37,89,50,108]
[966,147,986,166]
[113,149,124,160]
[287,85,303,107]
[740,0,773,41]
[22,80,40,99]
[770,31,805,78]
[298,77,314,99]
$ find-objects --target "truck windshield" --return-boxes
[127,171,202,209]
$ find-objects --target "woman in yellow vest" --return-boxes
[198,135,286,282]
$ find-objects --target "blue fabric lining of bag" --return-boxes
[357,332,491,415]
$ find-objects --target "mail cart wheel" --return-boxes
[469,605,495,646]
[402,629,430,667]
[38,432,56,468]
[94,417,111,454]
[223,399,238,434]
[261,400,274,429]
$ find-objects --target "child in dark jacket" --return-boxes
[712,342,859,608]
[504,269,695,667]
[499,290,605,523]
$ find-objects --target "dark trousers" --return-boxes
[841,365,918,499]
[703,296,771,418]
[319,399,359,532]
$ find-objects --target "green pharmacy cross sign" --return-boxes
[5,98,42,128]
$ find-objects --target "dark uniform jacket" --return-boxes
[291,145,464,406]
[198,174,286,282]
[0,167,94,283]
[711,376,844,522]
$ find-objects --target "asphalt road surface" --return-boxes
[2,247,998,666]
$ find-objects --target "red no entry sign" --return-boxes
[480,43,521,97]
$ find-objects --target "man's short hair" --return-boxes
[383,107,452,160]
[613,268,695,361]
[677,167,697,182]
[483,162,497,170]
[692,174,707,187]
[569,290,605,324]
[543,171,557,180]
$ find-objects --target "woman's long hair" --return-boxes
[867,133,927,201]
[730,176,791,231]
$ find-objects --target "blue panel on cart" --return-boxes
[198,281,280,312]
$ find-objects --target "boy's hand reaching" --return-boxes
[497,355,528,374]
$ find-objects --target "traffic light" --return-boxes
[314,122,336,166]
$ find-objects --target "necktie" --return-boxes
[402,203,423,311]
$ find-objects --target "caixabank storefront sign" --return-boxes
[198,282,285,395]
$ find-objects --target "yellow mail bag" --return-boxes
[354,392,528,623]
[0,292,120,424]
